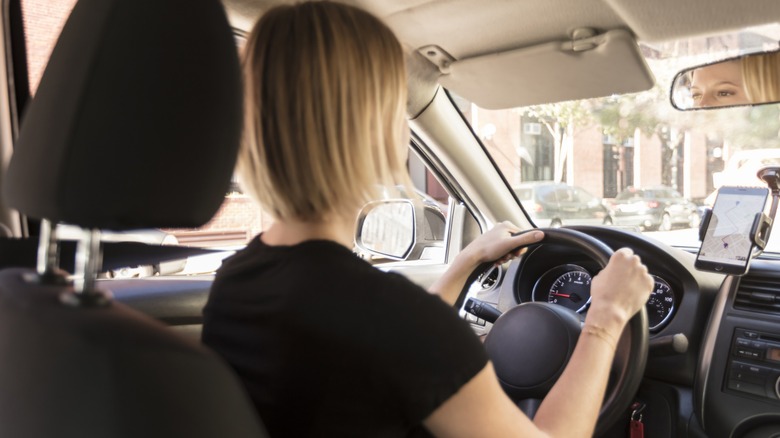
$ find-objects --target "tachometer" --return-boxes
[548,269,592,313]
[647,276,675,331]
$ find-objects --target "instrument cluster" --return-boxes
[531,264,676,332]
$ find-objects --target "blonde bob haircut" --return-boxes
[238,1,410,221]
[742,51,780,103]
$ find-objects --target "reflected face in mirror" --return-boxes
[690,60,751,108]
[673,50,780,110]
[742,51,780,103]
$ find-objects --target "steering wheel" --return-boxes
[462,228,648,436]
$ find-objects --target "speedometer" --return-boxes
[548,269,592,313]
[647,276,675,331]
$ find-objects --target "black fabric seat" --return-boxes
[0,268,262,437]
[0,0,265,436]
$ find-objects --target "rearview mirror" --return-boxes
[671,50,780,110]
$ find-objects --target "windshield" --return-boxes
[455,24,780,253]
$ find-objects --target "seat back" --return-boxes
[0,268,263,438]
[0,0,265,436]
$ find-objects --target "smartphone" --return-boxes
[695,186,770,275]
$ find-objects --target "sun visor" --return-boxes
[437,29,654,110]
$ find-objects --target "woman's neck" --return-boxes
[260,215,355,249]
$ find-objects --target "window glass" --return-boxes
[21,0,449,275]
[22,0,76,95]
[454,24,780,251]
[514,188,532,201]
[576,188,595,204]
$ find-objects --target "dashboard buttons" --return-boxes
[727,329,780,402]
[736,348,763,360]
[728,380,767,397]
[730,368,766,385]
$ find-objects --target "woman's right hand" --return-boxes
[587,248,654,334]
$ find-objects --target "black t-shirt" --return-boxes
[202,236,488,437]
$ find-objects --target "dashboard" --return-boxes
[104,225,780,437]
[457,225,780,437]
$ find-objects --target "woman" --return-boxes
[742,51,780,103]
[689,59,751,108]
[202,2,653,436]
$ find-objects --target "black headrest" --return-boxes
[2,0,242,230]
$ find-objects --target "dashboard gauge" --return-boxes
[647,276,675,331]
[548,269,592,313]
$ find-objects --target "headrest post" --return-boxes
[33,219,69,285]
[61,228,110,307]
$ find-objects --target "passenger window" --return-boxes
[355,152,451,265]
[21,0,77,95]
[21,1,449,273]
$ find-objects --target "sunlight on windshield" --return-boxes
[458,24,780,253]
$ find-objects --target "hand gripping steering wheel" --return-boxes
[462,228,648,435]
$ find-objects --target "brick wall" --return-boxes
[200,194,268,238]
[22,0,77,93]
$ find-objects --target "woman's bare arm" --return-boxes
[424,248,653,437]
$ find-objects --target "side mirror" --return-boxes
[355,198,445,262]
[671,50,780,110]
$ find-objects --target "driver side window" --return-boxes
[355,150,451,265]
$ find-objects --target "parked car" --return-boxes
[514,182,612,228]
[610,186,700,231]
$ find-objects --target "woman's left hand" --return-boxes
[430,222,543,305]
[462,221,544,266]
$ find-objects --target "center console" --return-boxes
[698,272,780,437]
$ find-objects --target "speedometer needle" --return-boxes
[551,293,571,298]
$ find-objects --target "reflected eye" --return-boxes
[717,90,736,97]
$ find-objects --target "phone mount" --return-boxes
[698,210,772,250]
[699,166,780,256]
[756,166,780,251]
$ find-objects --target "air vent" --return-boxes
[734,275,780,314]
[476,266,502,290]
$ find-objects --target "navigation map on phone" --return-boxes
[697,187,768,271]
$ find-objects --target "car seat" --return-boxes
[0,0,266,436]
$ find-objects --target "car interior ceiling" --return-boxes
[2,0,780,437]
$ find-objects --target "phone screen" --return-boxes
[695,186,769,275]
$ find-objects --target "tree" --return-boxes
[518,100,592,182]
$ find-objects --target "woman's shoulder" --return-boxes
[214,236,424,295]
